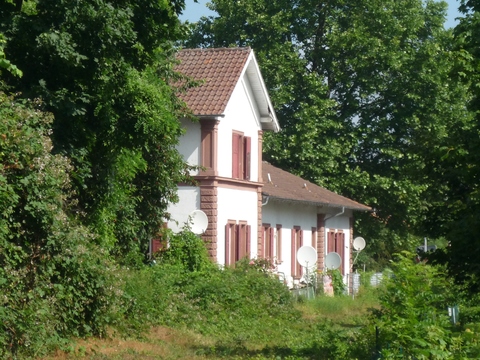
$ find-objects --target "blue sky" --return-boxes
[181,0,463,29]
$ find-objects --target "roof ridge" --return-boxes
[178,47,251,52]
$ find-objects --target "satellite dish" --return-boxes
[297,245,317,267]
[325,252,342,270]
[353,237,366,251]
[189,210,208,234]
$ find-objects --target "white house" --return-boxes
[165,47,370,282]
[261,161,371,283]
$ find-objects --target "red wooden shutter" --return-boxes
[235,224,241,262]
[238,223,245,260]
[243,136,251,180]
[261,226,266,257]
[291,228,296,277]
[225,224,230,266]
[151,239,163,254]
[246,225,251,258]
[327,230,336,253]
[298,229,304,277]
[268,227,274,259]
[336,232,345,275]
[276,225,282,262]
[232,133,240,178]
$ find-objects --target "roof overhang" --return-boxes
[263,194,372,212]
[242,52,280,132]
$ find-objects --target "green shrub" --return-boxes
[154,228,217,273]
[369,251,466,359]
[0,93,118,358]
[123,239,297,343]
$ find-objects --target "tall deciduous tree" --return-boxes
[0,0,193,264]
[426,0,480,292]
[187,0,471,267]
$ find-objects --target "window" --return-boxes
[327,229,345,274]
[232,131,251,180]
[262,224,274,259]
[225,220,251,266]
[291,226,303,279]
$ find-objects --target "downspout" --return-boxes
[262,195,269,206]
[324,206,345,221]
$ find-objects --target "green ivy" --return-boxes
[327,269,346,296]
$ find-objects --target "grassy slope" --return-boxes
[44,290,380,360]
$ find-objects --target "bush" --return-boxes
[369,251,467,359]
[0,93,118,358]
[154,228,217,273]
[123,239,297,343]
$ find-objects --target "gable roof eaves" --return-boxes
[263,194,370,212]
[242,52,280,132]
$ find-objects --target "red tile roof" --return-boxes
[262,162,371,211]
[175,47,251,116]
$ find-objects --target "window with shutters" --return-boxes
[262,224,274,260]
[225,220,251,266]
[232,131,251,180]
[327,229,345,275]
[291,226,303,279]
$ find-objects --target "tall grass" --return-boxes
[300,288,380,324]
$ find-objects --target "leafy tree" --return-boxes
[0,92,118,357]
[0,0,194,264]
[187,0,471,267]
[0,33,21,77]
[425,0,480,292]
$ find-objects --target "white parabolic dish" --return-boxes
[353,237,366,251]
[189,210,208,234]
[325,252,342,270]
[297,245,317,267]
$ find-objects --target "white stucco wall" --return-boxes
[262,201,317,281]
[177,118,201,176]
[262,200,353,283]
[216,187,259,265]
[166,187,200,233]
[217,78,261,182]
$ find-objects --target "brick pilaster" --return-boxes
[349,216,354,273]
[200,185,218,261]
[257,188,263,257]
[317,214,325,271]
